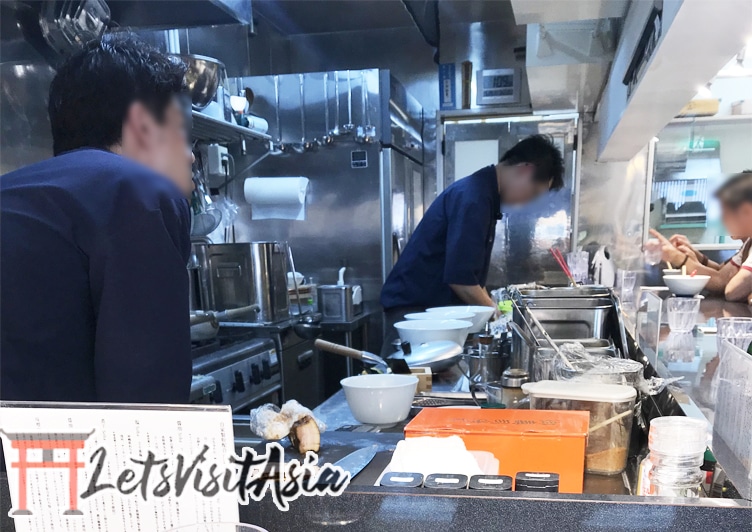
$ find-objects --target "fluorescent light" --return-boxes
[693,82,713,99]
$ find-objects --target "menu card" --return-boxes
[0,401,239,532]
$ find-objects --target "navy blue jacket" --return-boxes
[381,165,501,310]
[0,149,192,404]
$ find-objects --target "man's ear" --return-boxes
[122,101,153,150]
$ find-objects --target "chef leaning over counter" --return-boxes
[380,136,564,354]
[0,35,195,405]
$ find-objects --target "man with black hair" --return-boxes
[0,34,195,404]
[380,135,565,354]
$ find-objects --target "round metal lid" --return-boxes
[501,368,529,388]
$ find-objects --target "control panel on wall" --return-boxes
[476,68,520,106]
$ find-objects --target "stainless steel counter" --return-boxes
[3,300,750,532]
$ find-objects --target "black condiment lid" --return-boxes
[514,472,560,492]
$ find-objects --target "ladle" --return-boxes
[321,72,334,146]
[342,69,355,133]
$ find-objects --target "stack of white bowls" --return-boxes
[394,305,495,347]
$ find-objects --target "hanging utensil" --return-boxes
[270,75,286,155]
[300,74,319,152]
[355,72,366,143]
[342,70,355,133]
[321,72,334,146]
[330,71,343,137]
[362,71,376,143]
[291,74,306,154]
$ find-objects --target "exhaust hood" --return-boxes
[596,0,752,161]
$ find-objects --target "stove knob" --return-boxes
[233,370,246,393]
[262,360,271,380]
[251,363,262,385]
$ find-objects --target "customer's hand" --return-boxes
[669,234,692,249]
[670,234,705,262]
[649,229,687,266]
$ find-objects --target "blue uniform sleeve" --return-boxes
[89,191,192,403]
[443,192,493,286]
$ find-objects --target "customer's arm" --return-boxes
[650,229,736,293]
[669,234,721,270]
[726,254,752,302]
[725,270,752,302]
[89,189,192,403]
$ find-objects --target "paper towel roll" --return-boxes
[246,115,269,134]
[244,177,309,220]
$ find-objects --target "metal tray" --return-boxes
[518,286,611,298]
[523,298,613,309]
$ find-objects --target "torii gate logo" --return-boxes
[0,429,94,517]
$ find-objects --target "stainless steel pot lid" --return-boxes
[388,341,463,367]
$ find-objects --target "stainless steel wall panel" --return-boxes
[576,123,649,270]
[0,62,55,173]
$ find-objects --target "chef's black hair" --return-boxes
[715,171,752,209]
[500,134,565,191]
[48,33,188,156]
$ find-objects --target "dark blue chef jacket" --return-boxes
[0,149,192,404]
[381,165,502,310]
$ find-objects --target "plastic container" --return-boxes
[554,356,644,387]
[665,297,701,332]
[522,381,637,475]
[637,416,707,497]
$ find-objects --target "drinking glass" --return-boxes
[620,270,637,292]
[665,297,700,332]
[716,317,752,352]
[644,238,663,266]
[566,251,590,283]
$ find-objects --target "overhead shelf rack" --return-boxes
[191,111,271,144]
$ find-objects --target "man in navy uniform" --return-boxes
[380,135,565,354]
[1,35,195,404]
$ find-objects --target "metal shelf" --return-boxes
[669,114,752,126]
[191,111,271,144]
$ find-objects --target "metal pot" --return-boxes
[293,312,323,340]
[173,54,226,110]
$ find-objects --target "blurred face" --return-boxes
[502,163,552,205]
[120,97,194,197]
[722,202,752,239]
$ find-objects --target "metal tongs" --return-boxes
[511,297,575,371]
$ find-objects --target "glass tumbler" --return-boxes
[716,317,752,352]
[665,297,700,332]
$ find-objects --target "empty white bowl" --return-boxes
[404,310,475,322]
[394,319,473,346]
[341,374,418,426]
[663,275,710,296]
[426,305,495,333]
